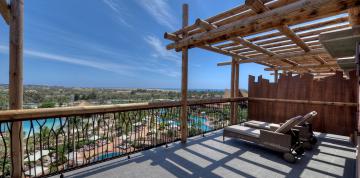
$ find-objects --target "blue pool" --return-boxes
[190,116,212,132]
[157,115,212,132]
[93,152,122,162]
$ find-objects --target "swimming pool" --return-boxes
[93,152,122,162]
[157,115,213,132]
[189,116,212,132]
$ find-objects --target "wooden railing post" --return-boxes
[234,62,240,124]
[180,4,189,143]
[9,0,24,177]
[230,58,236,125]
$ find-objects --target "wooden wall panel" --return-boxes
[248,71,358,136]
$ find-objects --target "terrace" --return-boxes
[0,0,359,178]
[54,131,356,178]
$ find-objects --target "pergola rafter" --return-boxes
[165,0,360,75]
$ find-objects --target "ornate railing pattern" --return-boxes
[0,97,247,177]
[0,122,11,177]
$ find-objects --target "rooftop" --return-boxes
[57,130,355,178]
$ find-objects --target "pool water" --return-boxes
[189,116,212,132]
[93,152,122,162]
[157,115,213,132]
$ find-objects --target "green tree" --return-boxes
[39,101,56,108]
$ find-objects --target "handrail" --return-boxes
[248,97,358,107]
[0,96,354,122]
[0,97,248,121]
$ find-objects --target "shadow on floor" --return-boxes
[59,131,356,178]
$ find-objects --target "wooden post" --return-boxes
[180,4,189,143]
[234,62,240,124]
[274,70,279,83]
[230,58,236,125]
[9,0,24,177]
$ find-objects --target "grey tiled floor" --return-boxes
[57,130,356,178]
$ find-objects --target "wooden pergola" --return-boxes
[164,0,360,143]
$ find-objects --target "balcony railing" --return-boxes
[0,97,247,177]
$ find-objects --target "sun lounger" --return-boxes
[244,111,318,149]
[223,115,303,163]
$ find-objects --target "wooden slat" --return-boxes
[231,24,350,53]
[246,0,332,73]
[218,49,327,66]
[180,0,296,37]
[196,18,298,66]
[165,31,250,60]
[0,0,10,25]
[248,16,349,42]
[167,0,359,50]
[246,0,311,52]
[233,36,319,53]
[264,63,341,71]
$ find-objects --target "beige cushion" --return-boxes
[224,125,260,138]
[275,115,303,133]
[244,120,280,130]
[297,111,317,125]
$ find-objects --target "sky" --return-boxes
[0,0,273,89]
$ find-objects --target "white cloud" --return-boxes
[144,35,180,65]
[102,0,132,28]
[0,45,179,78]
[136,0,178,30]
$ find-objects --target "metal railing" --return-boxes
[0,97,247,177]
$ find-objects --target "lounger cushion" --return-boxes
[224,125,260,138]
[275,115,303,133]
[297,111,317,125]
[244,120,280,130]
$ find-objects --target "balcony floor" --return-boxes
[57,130,356,178]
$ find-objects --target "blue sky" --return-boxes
[0,0,272,89]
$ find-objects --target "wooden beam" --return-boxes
[230,58,236,125]
[164,31,249,60]
[246,0,311,52]
[264,63,341,71]
[172,0,278,36]
[164,32,179,41]
[246,16,349,43]
[167,0,359,50]
[231,37,276,56]
[9,0,24,177]
[0,0,10,25]
[348,7,360,26]
[313,55,336,71]
[180,4,189,143]
[217,49,327,66]
[230,24,349,53]
[232,35,319,53]
[196,18,297,66]
[248,97,358,107]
